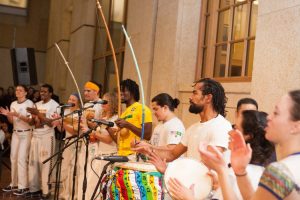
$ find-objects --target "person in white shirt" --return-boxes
[26,84,60,199]
[150,93,185,149]
[199,90,300,200]
[0,85,34,196]
[77,81,103,200]
[134,78,231,161]
[133,78,232,199]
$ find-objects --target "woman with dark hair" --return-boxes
[198,90,300,200]
[0,85,34,196]
[224,110,275,199]
[241,110,274,166]
[150,93,185,149]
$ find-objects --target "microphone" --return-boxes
[94,155,129,162]
[89,100,108,105]
[57,103,75,108]
[89,119,114,127]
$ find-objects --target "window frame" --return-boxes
[196,0,257,82]
[92,0,128,94]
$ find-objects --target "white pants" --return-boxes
[59,138,80,200]
[28,131,55,195]
[10,130,32,189]
[78,141,106,200]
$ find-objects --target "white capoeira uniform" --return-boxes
[60,110,79,200]
[87,115,118,198]
[77,101,102,200]
[150,117,185,200]
[28,99,59,195]
[150,117,185,147]
[10,99,34,189]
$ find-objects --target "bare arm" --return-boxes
[27,107,54,127]
[106,127,118,143]
[115,117,153,140]
[0,107,14,123]
[134,142,187,162]
[93,128,115,144]
[236,174,255,200]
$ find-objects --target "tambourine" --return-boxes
[164,158,213,200]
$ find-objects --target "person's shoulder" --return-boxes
[25,99,34,105]
[167,117,185,128]
[214,115,232,126]
[135,102,150,109]
[49,99,59,107]
[132,102,151,113]
[186,121,201,131]
[10,100,17,106]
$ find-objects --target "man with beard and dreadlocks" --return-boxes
[133,78,232,199]
[133,78,232,171]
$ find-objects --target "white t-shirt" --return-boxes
[180,114,232,161]
[10,99,34,130]
[34,99,59,133]
[151,117,185,146]
[228,164,264,200]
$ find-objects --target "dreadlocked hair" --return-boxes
[196,78,227,117]
[120,79,140,102]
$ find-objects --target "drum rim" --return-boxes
[113,161,159,172]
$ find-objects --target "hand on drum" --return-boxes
[147,150,167,173]
[228,130,252,175]
[167,178,195,200]
[131,140,152,156]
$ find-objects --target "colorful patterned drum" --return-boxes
[101,162,164,200]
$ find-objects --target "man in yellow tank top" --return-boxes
[114,79,152,156]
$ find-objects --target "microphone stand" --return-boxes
[42,128,94,199]
[53,107,65,200]
[43,129,94,165]
[91,161,114,200]
[82,127,90,200]
[80,103,102,200]
[42,104,99,200]
[71,109,82,200]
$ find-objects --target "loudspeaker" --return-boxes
[11,48,38,86]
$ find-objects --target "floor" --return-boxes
[0,156,51,200]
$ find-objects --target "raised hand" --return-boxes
[26,107,40,115]
[0,107,16,117]
[229,130,252,175]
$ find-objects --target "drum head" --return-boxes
[164,158,212,200]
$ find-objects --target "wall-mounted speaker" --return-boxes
[10,48,38,86]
